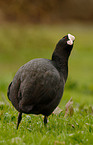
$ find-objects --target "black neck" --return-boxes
[52,53,68,82]
[51,39,73,82]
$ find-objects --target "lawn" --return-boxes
[0,24,93,145]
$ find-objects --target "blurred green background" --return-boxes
[0,24,93,106]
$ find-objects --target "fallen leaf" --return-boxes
[64,97,74,117]
[53,107,63,115]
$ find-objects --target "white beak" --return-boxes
[67,34,75,45]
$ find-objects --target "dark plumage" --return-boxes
[7,34,75,129]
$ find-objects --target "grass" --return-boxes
[0,24,93,145]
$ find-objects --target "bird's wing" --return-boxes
[20,70,61,106]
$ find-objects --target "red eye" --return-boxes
[65,36,68,39]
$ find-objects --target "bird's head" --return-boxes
[55,34,75,56]
[52,34,75,61]
[57,34,75,50]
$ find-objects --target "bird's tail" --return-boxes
[7,82,12,100]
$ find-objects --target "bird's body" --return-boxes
[7,34,75,129]
[9,58,64,116]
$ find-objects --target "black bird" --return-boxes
[7,34,75,129]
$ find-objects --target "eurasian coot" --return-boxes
[7,34,75,129]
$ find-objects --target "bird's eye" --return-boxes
[65,36,68,39]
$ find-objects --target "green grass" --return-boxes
[0,24,93,145]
